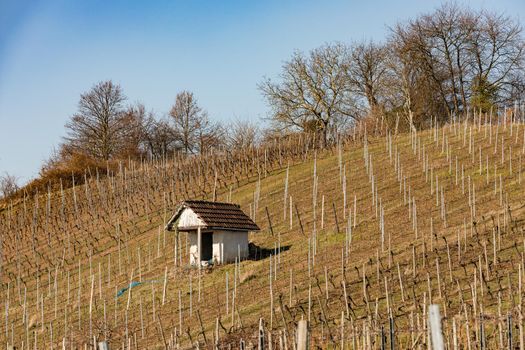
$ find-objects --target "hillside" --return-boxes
[1,117,525,349]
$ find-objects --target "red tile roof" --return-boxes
[165,200,260,232]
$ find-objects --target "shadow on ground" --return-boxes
[247,242,291,261]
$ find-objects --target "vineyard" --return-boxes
[2,111,525,349]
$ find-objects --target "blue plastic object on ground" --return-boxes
[116,281,142,297]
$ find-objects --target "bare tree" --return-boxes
[259,43,359,147]
[64,81,128,160]
[349,41,392,114]
[469,10,524,110]
[0,172,18,199]
[227,120,259,149]
[389,3,470,116]
[508,71,525,104]
[118,103,151,159]
[169,91,209,154]
[424,3,475,113]
[196,117,225,155]
[144,118,179,158]
[388,25,450,129]
[389,3,525,118]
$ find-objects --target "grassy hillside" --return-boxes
[1,118,525,349]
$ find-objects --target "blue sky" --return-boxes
[0,0,524,183]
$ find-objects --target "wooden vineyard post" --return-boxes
[97,341,110,350]
[266,207,274,236]
[157,314,169,350]
[428,305,444,350]
[297,319,309,350]
[226,272,229,315]
[197,310,208,346]
[215,317,220,350]
[321,195,325,229]
[342,280,350,318]
[178,290,182,332]
[290,196,293,230]
[389,316,395,350]
[284,164,289,221]
[213,170,218,201]
[162,266,168,305]
[380,324,386,350]
[295,204,304,236]
[332,202,340,234]
[340,311,344,350]
[197,226,202,270]
[258,318,265,350]
[89,274,95,342]
[289,269,293,306]
[270,256,274,328]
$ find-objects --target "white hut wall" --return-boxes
[213,230,249,263]
[188,231,198,265]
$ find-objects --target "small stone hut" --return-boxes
[165,200,260,265]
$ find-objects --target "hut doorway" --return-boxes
[201,233,213,262]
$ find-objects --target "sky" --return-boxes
[0,0,524,184]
